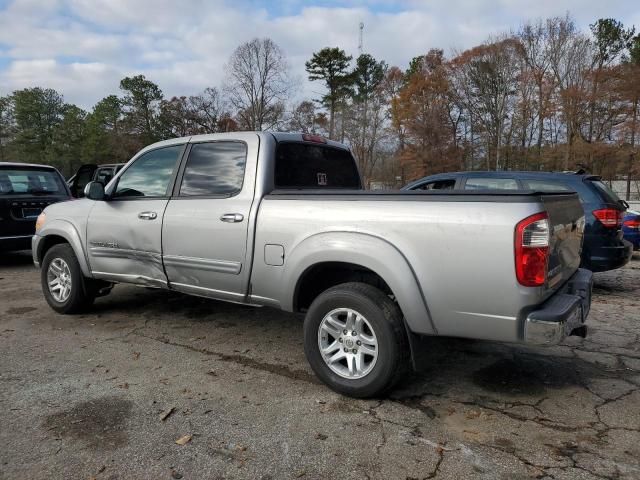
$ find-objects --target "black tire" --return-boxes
[41,244,96,314]
[303,282,409,398]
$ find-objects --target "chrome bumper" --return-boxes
[524,268,593,345]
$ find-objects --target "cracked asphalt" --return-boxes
[1,251,639,480]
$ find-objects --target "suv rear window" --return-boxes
[274,143,361,189]
[588,179,621,204]
[521,179,572,192]
[0,168,66,195]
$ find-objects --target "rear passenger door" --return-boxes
[162,136,259,301]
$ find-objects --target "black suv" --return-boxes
[403,171,633,272]
[0,163,71,252]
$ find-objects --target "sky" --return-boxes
[0,0,638,109]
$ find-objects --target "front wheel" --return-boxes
[41,244,96,314]
[303,282,408,398]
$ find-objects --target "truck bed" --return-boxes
[251,190,584,343]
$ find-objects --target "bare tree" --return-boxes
[286,100,326,133]
[451,37,523,170]
[188,87,228,133]
[225,38,295,131]
[547,16,592,168]
[519,19,555,159]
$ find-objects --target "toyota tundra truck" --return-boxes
[32,132,592,397]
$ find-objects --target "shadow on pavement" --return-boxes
[0,250,34,268]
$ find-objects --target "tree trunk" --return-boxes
[537,80,544,159]
[329,98,335,139]
[628,97,638,201]
[340,104,345,144]
[495,117,502,171]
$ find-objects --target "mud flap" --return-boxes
[403,318,432,371]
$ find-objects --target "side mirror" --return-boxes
[84,181,105,201]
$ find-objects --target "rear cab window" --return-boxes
[274,142,361,189]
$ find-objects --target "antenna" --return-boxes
[358,22,364,55]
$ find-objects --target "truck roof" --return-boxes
[0,162,59,170]
[413,170,599,180]
[404,170,601,190]
[137,132,350,157]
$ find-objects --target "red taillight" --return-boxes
[515,212,550,287]
[624,218,640,229]
[592,208,623,228]
[302,133,327,143]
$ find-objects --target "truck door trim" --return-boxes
[91,271,167,287]
[163,255,241,275]
[169,282,245,303]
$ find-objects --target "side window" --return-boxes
[416,179,456,190]
[179,142,247,196]
[521,180,572,192]
[465,177,519,190]
[94,168,114,186]
[114,145,183,198]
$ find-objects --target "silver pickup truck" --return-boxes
[33,132,593,397]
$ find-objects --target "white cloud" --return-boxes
[1,59,124,108]
[0,0,638,108]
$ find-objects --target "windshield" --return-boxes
[0,168,66,195]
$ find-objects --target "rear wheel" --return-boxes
[41,244,96,314]
[303,282,408,398]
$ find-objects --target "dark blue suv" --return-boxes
[403,171,633,272]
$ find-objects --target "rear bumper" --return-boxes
[0,234,33,252]
[524,268,593,345]
[585,239,633,272]
[623,231,640,250]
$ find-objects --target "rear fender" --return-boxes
[285,231,436,335]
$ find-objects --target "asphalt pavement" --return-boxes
[1,251,639,479]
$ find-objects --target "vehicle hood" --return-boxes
[40,198,95,234]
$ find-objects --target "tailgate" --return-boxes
[0,196,65,237]
[541,193,585,289]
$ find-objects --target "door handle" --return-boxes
[220,213,244,223]
[138,211,158,220]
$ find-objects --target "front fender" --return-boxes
[284,231,436,335]
[35,219,92,277]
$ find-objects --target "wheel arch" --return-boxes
[37,220,92,277]
[285,231,436,335]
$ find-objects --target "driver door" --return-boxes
[86,144,185,287]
